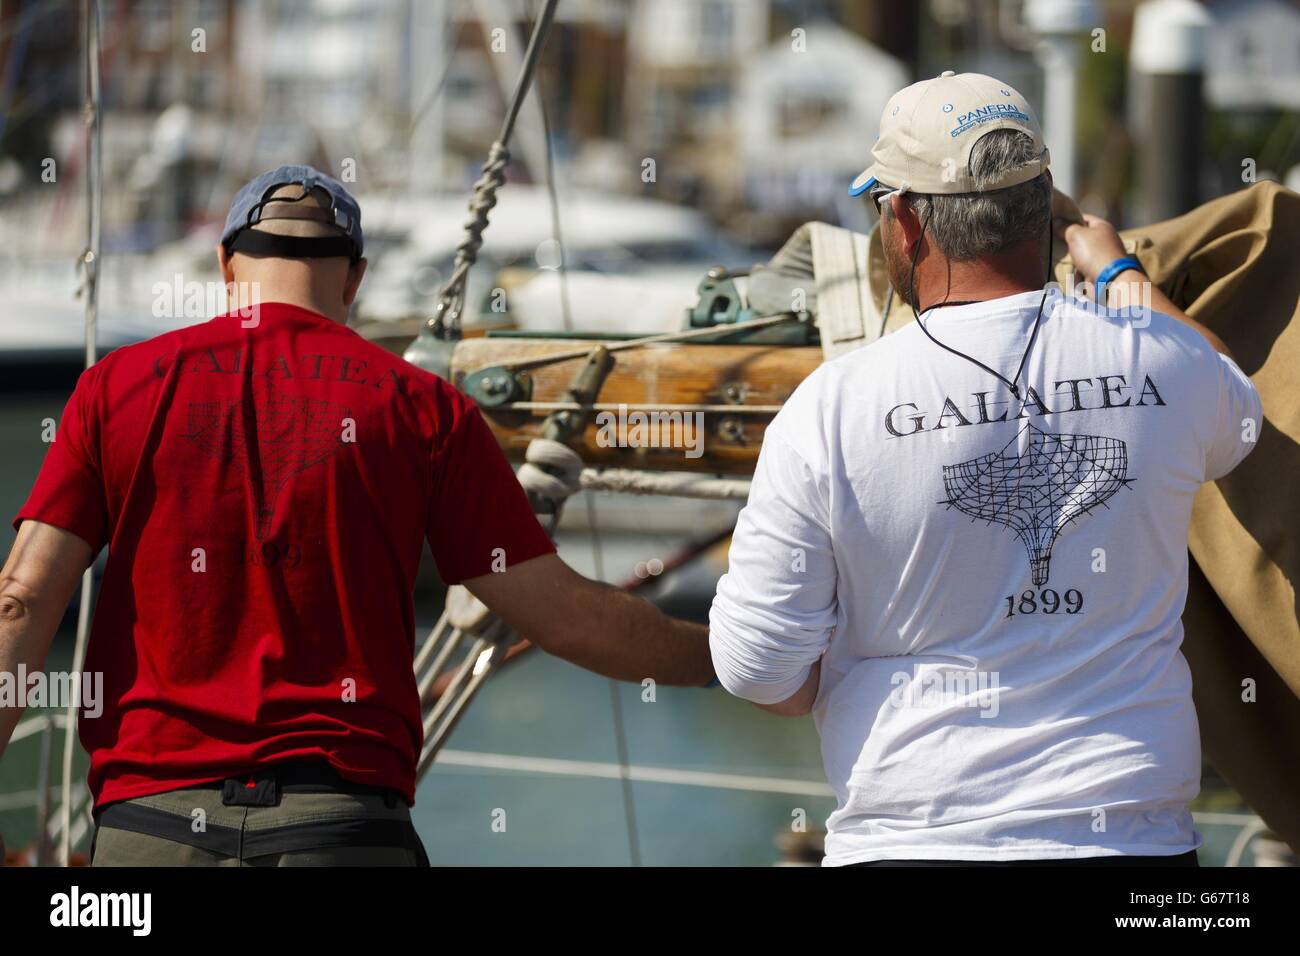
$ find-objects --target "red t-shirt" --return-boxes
[14,302,555,809]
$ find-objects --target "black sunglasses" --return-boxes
[869,184,897,216]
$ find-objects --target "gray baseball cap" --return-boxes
[221,164,363,258]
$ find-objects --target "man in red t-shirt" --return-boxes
[0,166,712,866]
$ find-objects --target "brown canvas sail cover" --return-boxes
[813,181,1299,850]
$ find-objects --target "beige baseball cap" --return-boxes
[849,71,1050,198]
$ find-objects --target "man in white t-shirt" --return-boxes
[709,72,1262,866]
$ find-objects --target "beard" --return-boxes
[881,220,918,311]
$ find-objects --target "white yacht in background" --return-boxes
[0,226,224,386]
[355,185,755,333]
[0,186,752,379]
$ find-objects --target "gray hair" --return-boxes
[896,130,1052,261]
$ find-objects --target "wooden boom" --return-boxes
[450,337,822,474]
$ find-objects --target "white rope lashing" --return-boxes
[517,438,752,502]
[579,469,751,500]
[516,438,584,500]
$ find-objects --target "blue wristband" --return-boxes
[1095,256,1144,307]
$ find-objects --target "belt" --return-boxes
[188,759,405,809]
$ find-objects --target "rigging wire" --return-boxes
[488,312,801,374]
[59,0,102,868]
[534,39,572,332]
[529,0,640,867]
[358,17,468,289]
[602,602,643,867]
[403,0,643,865]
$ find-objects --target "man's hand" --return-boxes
[463,553,715,687]
[1058,212,1129,284]
[1058,212,1234,358]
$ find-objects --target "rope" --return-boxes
[517,442,759,502]
[516,438,584,500]
[430,0,560,338]
[516,441,755,502]
[579,470,752,501]
[432,141,511,334]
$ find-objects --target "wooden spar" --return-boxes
[450,337,823,474]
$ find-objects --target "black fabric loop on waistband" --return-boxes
[227,229,358,260]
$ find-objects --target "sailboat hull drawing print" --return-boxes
[182,386,350,540]
[939,422,1134,585]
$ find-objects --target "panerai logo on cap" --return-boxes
[951,102,1032,137]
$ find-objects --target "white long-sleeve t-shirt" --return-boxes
[709,288,1262,865]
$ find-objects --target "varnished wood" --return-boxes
[450,337,822,473]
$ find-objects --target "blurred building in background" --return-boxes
[1206,0,1300,109]
[0,0,1298,261]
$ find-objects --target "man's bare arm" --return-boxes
[0,521,93,759]
[1059,213,1234,359]
[464,553,714,686]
